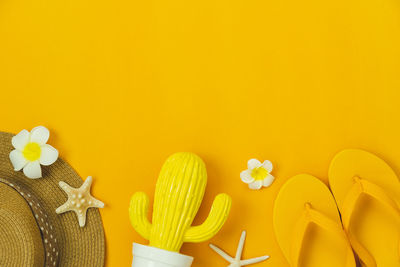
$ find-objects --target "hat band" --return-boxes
[0,178,59,267]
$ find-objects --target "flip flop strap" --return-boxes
[341,177,400,267]
[290,203,354,267]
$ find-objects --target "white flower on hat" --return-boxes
[240,159,275,190]
[9,126,59,179]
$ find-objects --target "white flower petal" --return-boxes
[263,174,275,187]
[30,126,50,145]
[39,144,59,166]
[262,160,273,172]
[23,161,42,179]
[12,130,30,150]
[249,180,263,190]
[9,150,28,171]
[247,159,262,170]
[240,170,255,184]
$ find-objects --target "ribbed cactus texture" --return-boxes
[129,152,232,252]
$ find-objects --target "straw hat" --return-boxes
[0,131,105,267]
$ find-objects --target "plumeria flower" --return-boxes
[240,159,275,190]
[9,126,59,179]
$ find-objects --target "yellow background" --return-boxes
[0,0,399,266]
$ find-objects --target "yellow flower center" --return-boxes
[251,167,268,181]
[23,142,41,161]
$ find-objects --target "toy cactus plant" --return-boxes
[129,152,232,255]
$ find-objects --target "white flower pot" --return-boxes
[132,243,193,267]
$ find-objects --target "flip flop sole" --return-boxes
[329,149,400,267]
[273,174,355,267]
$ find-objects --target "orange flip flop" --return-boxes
[329,149,400,267]
[273,174,356,267]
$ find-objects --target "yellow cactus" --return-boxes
[129,152,232,252]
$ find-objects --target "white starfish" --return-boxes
[209,231,269,267]
[56,176,104,227]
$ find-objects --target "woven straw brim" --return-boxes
[0,132,105,267]
[0,182,45,266]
